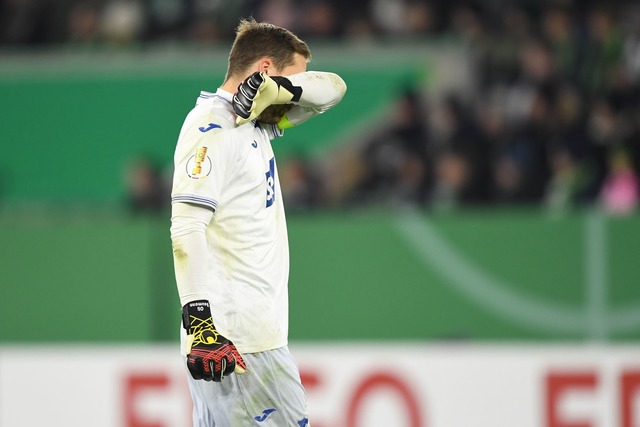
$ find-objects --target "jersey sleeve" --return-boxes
[171,109,239,211]
[278,71,347,129]
[171,202,213,305]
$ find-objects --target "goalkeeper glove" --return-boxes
[233,72,302,125]
[182,300,247,382]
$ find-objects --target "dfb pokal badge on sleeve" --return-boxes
[187,147,212,180]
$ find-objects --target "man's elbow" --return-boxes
[171,236,189,261]
[327,73,347,106]
[311,73,346,111]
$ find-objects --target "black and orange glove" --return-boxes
[182,300,247,382]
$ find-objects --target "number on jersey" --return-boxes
[265,157,276,207]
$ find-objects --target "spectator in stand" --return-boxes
[100,0,145,45]
[579,6,624,94]
[542,7,579,81]
[349,86,431,207]
[280,154,325,212]
[545,147,584,214]
[66,2,101,47]
[0,0,68,45]
[123,155,169,214]
[600,149,639,215]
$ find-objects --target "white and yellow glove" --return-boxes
[233,72,302,125]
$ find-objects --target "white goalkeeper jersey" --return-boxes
[172,89,290,354]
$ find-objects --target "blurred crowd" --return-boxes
[3,0,638,215]
[0,0,430,47]
[0,0,524,47]
[287,0,640,215]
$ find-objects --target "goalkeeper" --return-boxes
[170,17,346,427]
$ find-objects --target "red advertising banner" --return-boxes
[1,344,639,427]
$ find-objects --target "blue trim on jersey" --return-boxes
[198,93,227,102]
[171,195,218,211]
[271,123,284,138]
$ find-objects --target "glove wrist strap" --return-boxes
[271,76,302,102]
[182,300,214,335]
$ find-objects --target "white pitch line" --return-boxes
[393,210,586,335]
[585,210,608,341]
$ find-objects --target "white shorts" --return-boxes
[186,346,309,427]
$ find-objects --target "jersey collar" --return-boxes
[196,88,233,105]
[215,88,233,103]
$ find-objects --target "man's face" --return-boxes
[257,53,308,124]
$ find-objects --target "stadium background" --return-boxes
[0,0,639,426]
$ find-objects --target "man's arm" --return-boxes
[171,202,246,382]
[278,71,347,128]
[234,71,346,127]
[171,202,212,305]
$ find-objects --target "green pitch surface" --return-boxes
[0,210,637,343]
